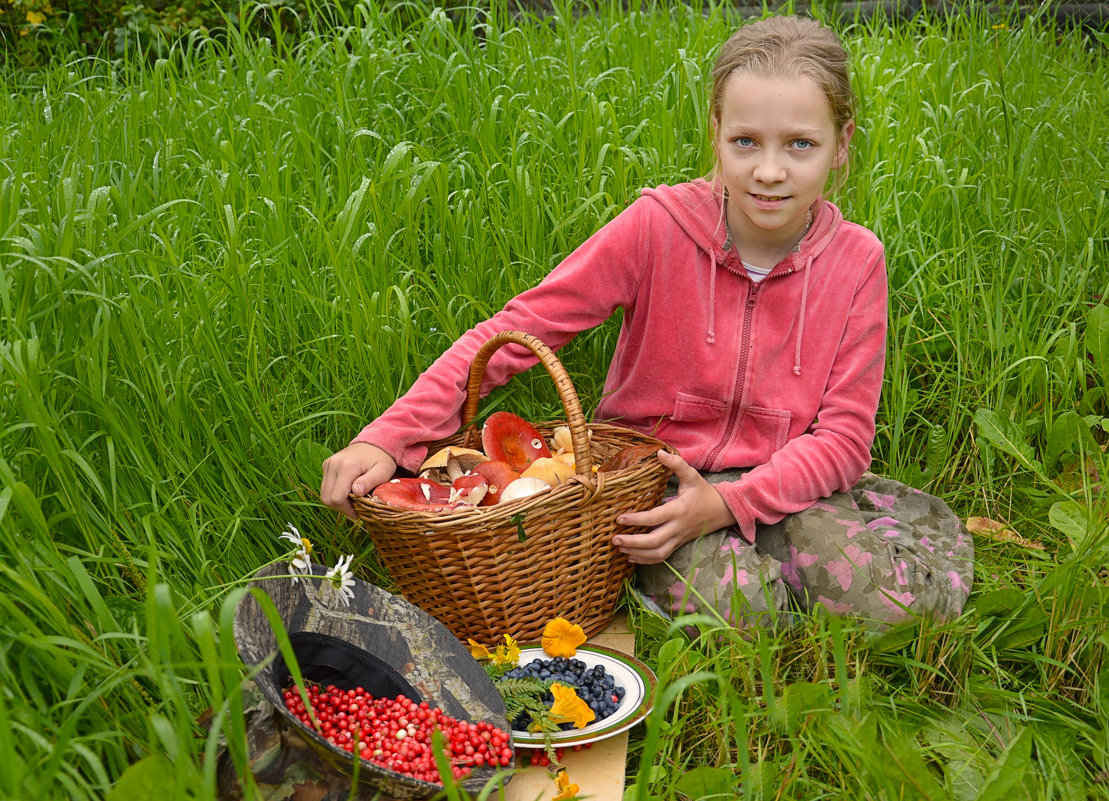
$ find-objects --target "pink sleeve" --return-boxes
[351,200,651,472]
[715,248,888,541]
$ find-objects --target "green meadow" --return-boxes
[1,1,1107,798]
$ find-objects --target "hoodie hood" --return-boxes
[641,178,843,370]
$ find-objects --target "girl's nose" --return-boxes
[753,152,787,184]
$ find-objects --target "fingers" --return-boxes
[320,457,358,520]
[615,451,700,529]
[320,443,397,521]
[614,494,687,564]
[657,448,700,482]
[611,457,737,564]
[617,504,669,529]
[613,526,681,564]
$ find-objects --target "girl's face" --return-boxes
[713,71,853,259]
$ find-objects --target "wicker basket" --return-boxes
[351,330,673,644]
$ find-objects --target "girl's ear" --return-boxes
[832,119,856,169]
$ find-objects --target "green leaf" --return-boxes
[1049,500,1089,551]
[656,637,686,668]
[869,619,920,652]
[973,409,1043,476]
[105,755,175,801]
[674,765,737,799]
[293,439,332,489]
[924,423,947,480]
[770,681,833,734]
[976,729,1031,801]
[974,588,1026,618]
[10,482,49,538]
[511,512,527,543]
[993,607,1048,651]
[1045,411,1097,471]
[1087,304,1109,388]
[974,590,1047,650]
[1096,664,1109,716]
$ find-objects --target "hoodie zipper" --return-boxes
[704,280,761,470]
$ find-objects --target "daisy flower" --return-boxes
[278,523,312,582]
[326,554,355,607]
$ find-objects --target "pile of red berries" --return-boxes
[282,682,514,785]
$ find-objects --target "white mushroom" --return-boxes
[498,476,551,503]
[550,426,573,454]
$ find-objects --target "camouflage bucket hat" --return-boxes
[232,562,514,799]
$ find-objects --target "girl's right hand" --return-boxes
[320,442,397,520]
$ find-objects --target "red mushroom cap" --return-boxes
[449,472,490,506]
[470,460,521,506]
[481,412,551,473]
[371,477,454,511]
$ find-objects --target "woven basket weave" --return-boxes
[351,331,673,644]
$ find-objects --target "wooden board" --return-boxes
[501,614,636,801]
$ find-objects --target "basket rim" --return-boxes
[352,422,672,523]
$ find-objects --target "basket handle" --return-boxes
[461,331,594,475]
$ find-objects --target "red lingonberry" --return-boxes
[282,680,511,786]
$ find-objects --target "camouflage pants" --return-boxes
[637,472,974,629]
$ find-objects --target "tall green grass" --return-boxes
[1,1,1107,798]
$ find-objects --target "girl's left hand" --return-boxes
[613,450,737,564]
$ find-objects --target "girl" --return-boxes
[320,15,973,628]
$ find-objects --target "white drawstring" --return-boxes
[793,253,814,376]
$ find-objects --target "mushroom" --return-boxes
[371,477,455,511]
[550,425,573,454]
[471,460,521,506]
[521,456,575,487]
[498,476,551,504]
[418,446,489,484]
[481,412,551,472]
[449,472,489,506]
[549,425,591,456]
[598,444,663,473]
[552,452,576,469]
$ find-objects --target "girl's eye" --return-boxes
[794,139,814,150]
[734,136,754,147]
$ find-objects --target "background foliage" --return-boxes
[1,1,1107,799]
[0,0,373,65]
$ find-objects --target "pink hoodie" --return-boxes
[353,178,887,542]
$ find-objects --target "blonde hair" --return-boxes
[709,16,856,192]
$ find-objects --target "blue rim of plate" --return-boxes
[509,644,657,748]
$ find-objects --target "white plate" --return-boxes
[508,644,656,748]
